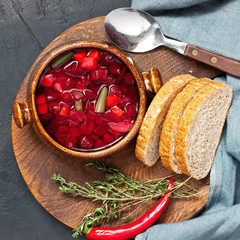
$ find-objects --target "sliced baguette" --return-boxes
[175,81,233,179]
[135,74,197,167]
[159,78,213,174]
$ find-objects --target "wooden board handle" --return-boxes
[185,44,240,78]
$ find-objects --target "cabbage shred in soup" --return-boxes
[35,48,139,151]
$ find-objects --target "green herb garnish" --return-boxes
[52,162,199,238]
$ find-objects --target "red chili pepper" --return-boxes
[86,177,173,240]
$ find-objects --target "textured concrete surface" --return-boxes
[0,0,130,239]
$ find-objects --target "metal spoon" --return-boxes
[104,7,240,78]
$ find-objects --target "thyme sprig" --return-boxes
[52,161,199,238]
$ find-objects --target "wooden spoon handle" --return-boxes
[184,44,240,78]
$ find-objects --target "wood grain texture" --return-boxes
[12,16,217,230]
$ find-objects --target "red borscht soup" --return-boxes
[35,48,139,151]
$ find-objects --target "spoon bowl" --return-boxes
[104,8,186,53]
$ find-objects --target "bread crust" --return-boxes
[175,81,232,179]
[135,74,196,166]
[160,78,213,173]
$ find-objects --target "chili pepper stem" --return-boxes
[84,224,93,235]
[86,177,173,240]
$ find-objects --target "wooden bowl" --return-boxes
[12,41,149,159]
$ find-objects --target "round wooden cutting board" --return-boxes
[12,17,219,230]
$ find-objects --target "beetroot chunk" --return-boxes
[79,136,93,149]
[93,139,105,149]
[79,119,95,136]
[123,72,135,84]
[108,119,134,133]
[110,61,121,75]
[70,110,87,123]
[93,123,108,137]
[103,132,115,143]
[37,103,48,115]
[40,74,54,87]
[125,104,137,118]
[82,57,98,70]
[36,94,46,105]
[45,88,58,102]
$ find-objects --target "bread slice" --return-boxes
[175,81,232,179]
[135,74,197,167]
[159,78,213,174]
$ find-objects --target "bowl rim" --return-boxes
[30,41,146,159]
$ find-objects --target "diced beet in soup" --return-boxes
[35,48,139,151]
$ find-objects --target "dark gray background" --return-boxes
[0,0,130,239]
